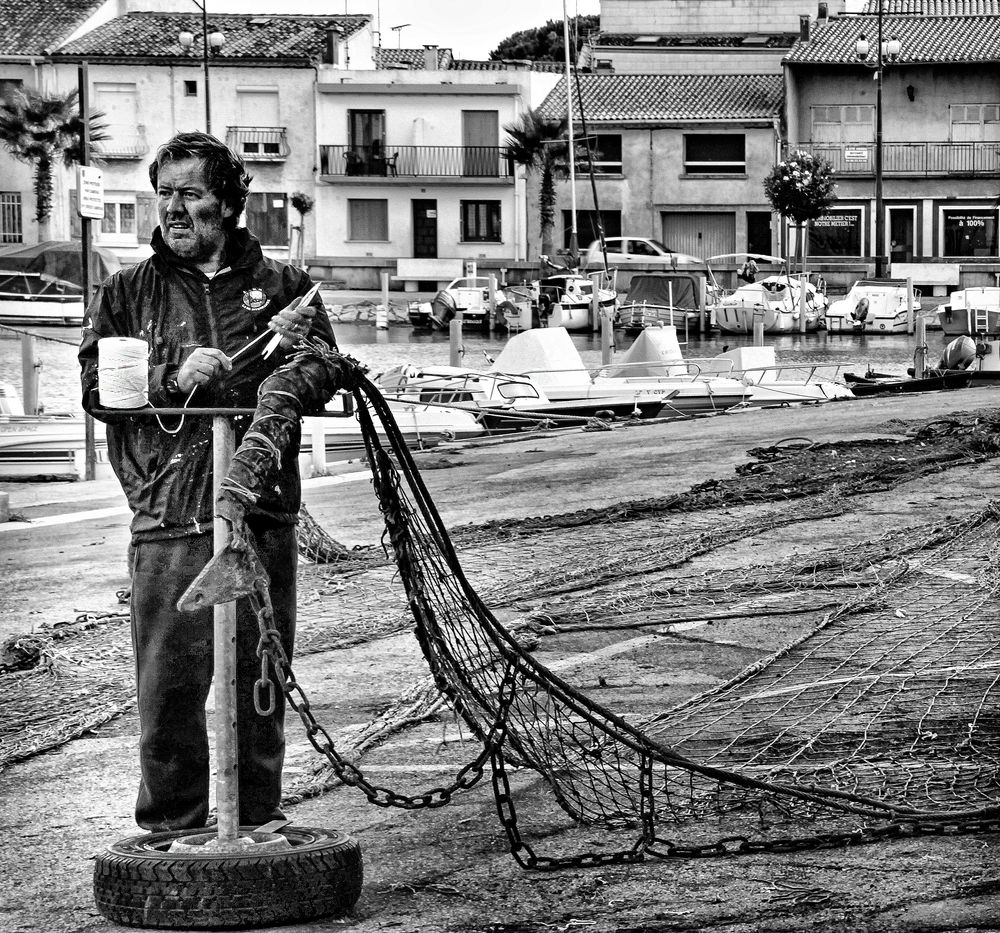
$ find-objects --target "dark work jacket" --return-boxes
[79,227,337,542]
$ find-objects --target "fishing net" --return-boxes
[214,343,1000,866]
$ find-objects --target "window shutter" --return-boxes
[69,189,81,238]
[135,192,156,244]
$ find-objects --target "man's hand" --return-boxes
[176,347,232,394]
[269,290,320,350]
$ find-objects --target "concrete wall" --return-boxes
[600,0,846,35]
[589,48,786,74]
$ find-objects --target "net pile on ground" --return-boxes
[340,366,1000,864]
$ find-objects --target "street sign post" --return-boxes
[77,165,104,219]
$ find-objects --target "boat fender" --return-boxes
[852,297,870,323]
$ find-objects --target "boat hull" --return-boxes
[0,296,84,326]
[844,370,972,396]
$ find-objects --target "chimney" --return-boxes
[423,44,438,69]
[817,2,829,23]
[799,15,810,42]
[323,26,341,65]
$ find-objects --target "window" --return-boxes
[586,134,622,174]
[951,104,1000,142]
[348,109,385,165]
[809,209,863,256]
[184,80,197,97]
[942,208,998,257]
[811,105,874,142]
[348,199,388,241]
[563,210,622,249]
[683,135,745,174]
[460,200,501,242]
[244,192,289,246]
[100,199,136,237]
[0,192,22,244]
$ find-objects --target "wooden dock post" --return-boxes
[449,316,464,366]
[753,320,765,347]
[601,307,613,365]
[914,319,927,379]
[906,277,915,334]
[799,273,808,334]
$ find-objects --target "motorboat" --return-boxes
[298,391,485,471]
[491,327,749,418]
[935,287,1000,337]
[0,270,85,326]
[501,272,617,333]
[409,276,513,330]
[844,367,972,396]
[713,274,828,335]
[0,382,106,479]
[376,353,668,433]
[825,280,921,334]
[695,345,854,406]
[615,272,708,335]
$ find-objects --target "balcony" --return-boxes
[97,125,149,160]
[792,141,1000,176]
[226,127,290,162]
[318,145,515,181]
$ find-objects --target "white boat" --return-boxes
[696,345,854,406]
[713,275,827,335]
[491,326,750,417]
[614,272,707,334]
[0,270,84,326]
[825,280,921,334]
[936,287,1000,337]
[298,392,485,472]
[409,276,513,330]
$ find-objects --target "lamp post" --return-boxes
[855,5,900,279]
[179,2,225,135]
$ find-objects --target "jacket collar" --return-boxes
[151,226,264,276]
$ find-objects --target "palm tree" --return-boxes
[0,87,106,238]
[504,108,568,258]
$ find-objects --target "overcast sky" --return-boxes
[205,0,602,60]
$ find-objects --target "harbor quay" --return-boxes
[1,386,999,932]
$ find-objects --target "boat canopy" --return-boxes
[623,273,701,310]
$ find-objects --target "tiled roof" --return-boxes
[0,0,105,56]
[451,59,565,72]
[786,14,1000,63]
[374,47,454,69]
[591,32,798,49]
[859,0,1000,12]
[51,11,370,62]
[537,73,783,123]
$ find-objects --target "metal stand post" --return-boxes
[212,416,240,845]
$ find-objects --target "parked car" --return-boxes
[583,237,701,269]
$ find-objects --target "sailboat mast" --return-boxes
[562,2,578,267]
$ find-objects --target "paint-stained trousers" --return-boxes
[129,524,296,831]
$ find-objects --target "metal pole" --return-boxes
[600,307,612,365]
[212,416,240,844]
[449,316,463,367]
[20,334,39,415]
[562,3,578,267]
[874,4,884,279]
[202,3,212,135]
[906,276,915,333]
[79,62,96,481]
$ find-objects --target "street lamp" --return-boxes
[179,1,225,135]
[855,5,901,279]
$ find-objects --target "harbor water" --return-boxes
[0,317,950,415]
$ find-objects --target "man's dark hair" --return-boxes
[149,132,253,231]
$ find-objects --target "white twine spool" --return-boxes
[98,337,150,408]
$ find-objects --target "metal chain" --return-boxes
[252,587,517,809]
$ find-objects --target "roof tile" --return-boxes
[859,0,1000,12]
[50,11,370,62]
[537,73,783,123]
[0,0,105,56]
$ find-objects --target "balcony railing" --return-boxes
[792,141,1000,176]
[226,126,290,162]
[97,125,149,160]
[319,144,515,179]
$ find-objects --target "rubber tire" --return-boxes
[93,826,362,929]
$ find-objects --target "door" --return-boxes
[348,110,385,173]
[889,207,915,264]
[746,211,773,256]
[412,199,437,258]
[662,212,735,259]
[462,110,499,177]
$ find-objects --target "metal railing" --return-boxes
[319,144,515,179]
[792,141,1000,176]
[226,126,290,162]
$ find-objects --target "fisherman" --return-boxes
[737,257,759,284]
[78,132,337,831]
